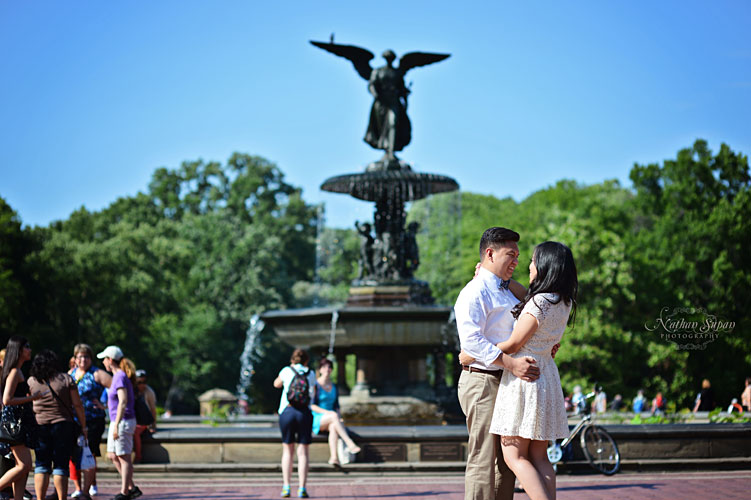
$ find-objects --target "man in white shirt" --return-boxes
[455,227,540,500]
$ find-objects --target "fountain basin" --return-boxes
[261,306,452,347]
[320,170,458,202]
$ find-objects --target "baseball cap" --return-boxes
[96,345,124,361]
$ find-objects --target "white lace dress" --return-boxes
[489,292,571,441]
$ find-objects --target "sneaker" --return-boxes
[23,491,32,500]
[281,485,291,498]
[71,492,83,499]
[127,487,142,499]
[89,486,99,497]
[113,494,128,500]
[297,487,309,498]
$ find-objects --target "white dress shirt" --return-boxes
[454,267,520,371]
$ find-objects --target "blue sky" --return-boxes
[1,1,749,229]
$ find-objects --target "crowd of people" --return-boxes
[0,339,153,500]
[565,377,749,418]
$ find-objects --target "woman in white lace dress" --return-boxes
[491,241,577,500]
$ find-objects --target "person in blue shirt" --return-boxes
[632,389,646,413]
[310,358,360,466]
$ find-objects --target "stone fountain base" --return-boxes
[261,305,461,425]
[340,395,444,426]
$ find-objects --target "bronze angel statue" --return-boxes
[311,41,450,169]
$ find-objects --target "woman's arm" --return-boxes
[2,369,43,406]
[95,369,112,388]
[495,313,539,354]
[70,385,88,441]
[113,386,128,440]
[2,369,20,406]
[309,381,323,413]
[145,388,157,421]
[458,350,475,366]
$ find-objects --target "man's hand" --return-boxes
[458,349,475,366]
[551,343,560,359]
[508,356,540,382]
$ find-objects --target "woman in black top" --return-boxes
[0,336,45,500]
[693,379,716,412]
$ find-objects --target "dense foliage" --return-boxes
[2,141,748,413]
[408,140,750,409]
[1,154,317,413]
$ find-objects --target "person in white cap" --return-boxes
[96,347,141,500]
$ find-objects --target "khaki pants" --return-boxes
[458,369,516,500]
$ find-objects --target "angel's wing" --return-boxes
[310,41,375,81]
[398,52,450,75]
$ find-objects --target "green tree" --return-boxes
[0,197,28,337]
[629,140,751,407]
[20,153,317,413]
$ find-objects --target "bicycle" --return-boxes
[547,391,621,475]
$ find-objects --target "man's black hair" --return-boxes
[479,227,520,258]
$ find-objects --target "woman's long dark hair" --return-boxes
[1,335,28,396]
[511,241,578,325]
[30,349,62,384]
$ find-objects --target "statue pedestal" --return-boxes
[365,157,411,172]
[348,281,433,306]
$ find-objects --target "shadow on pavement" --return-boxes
[559,482,662,492]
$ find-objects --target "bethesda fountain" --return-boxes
[260,40,460,424]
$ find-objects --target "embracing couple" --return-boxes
[455,227,578,500]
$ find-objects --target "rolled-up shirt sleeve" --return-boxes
[455,292,502,367]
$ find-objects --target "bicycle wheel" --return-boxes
[580,425,620,475]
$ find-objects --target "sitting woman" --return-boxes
[310,358,360,466]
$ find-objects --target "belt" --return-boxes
[462,365,502,377]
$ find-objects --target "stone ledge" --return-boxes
[131,422,751,465]
[146,422,751,442]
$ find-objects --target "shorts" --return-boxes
[34,420,76,476]
[106,418,136,456]
[278,405,313,445]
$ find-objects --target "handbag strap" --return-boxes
[45,380,82,429]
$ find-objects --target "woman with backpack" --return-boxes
[273,349,316,499]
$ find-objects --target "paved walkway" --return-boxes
[64,470,751,499]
